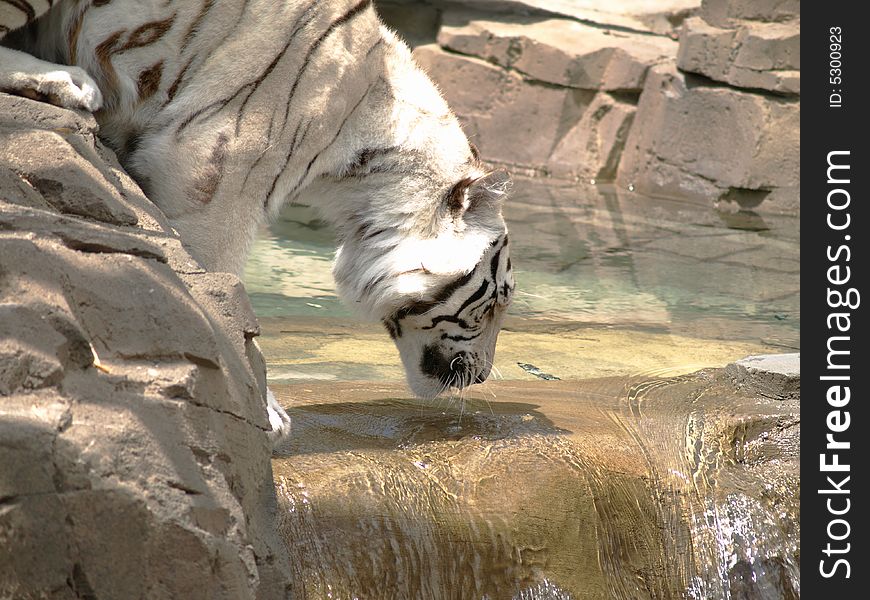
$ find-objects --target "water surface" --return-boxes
[244,179,800,599]
[245,179,799,384]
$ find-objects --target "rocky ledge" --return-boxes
[378,0,799,213]
[0,94,292,599]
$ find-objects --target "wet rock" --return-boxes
[0,92,291,599]
[438,14,678,91]
[616,64,799,202]
[271,369,799,598]
[726,353,800,400]
[677,16,800,94]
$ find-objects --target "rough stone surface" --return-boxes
[414,43,645,179]
[415,44,596,174]
[546,93,636,180]
[385,0,799,213]
[0,93,292,599]
[726,353,800,400]
[376,1,441,47]
[677,16,799,94]
[699,0,800,28]
[438,14,678,91]
[384,0,700,35]
[616,64,799,204]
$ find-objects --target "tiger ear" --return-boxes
[446,169,511,218]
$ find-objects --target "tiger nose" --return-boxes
[443,351,475,387]
[474,363,492,384]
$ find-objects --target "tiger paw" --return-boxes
[266,388,292,454]
[0,48,103,112]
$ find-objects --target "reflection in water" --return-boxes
[245,179,800,599]
[245,179,799,350]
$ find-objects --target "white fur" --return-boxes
[0,47,102,110]
[266,388,292,450]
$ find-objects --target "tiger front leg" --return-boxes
[266,388,292,454]
[0,47,103,112]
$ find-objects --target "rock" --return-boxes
[0,93,292,599]
[546,93,636,180]
[726,353,800,400]
[699,0,800,28]
[438,13,678,91]
[399,0,700,35]
[677,16,800,94]
[375,0,440,47]
[414,44,595,173]
[414,44,640,179]
[271,369,799,597]
[616,64,799,201]
[0,129,139,226]
[389,0,797,213]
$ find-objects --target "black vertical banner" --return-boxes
[803,3,869,597]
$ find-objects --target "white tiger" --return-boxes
[0,0,515,441]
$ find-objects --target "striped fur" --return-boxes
[1,0,515,399]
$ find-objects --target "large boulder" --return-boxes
[616,64,799,211]
[378,0,700,36]
[677,16,799,94]
[414,44,596,176]
[386,0,799,214]
[437,14,678,91]
[0,93,292,599]
[414,14,677,179]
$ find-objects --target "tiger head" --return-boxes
[333,170,515,399]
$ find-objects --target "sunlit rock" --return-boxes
[0,92,291,599]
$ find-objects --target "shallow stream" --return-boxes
[244,179,800,599]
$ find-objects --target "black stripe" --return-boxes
[279,0,374,135]
[181,0,214,52]
[280,80,375,205]
[394,300,438,320]
[232,9,312,139]
[455,280,489,316]
[423,315,470,330]
[1,0,36,22]
[177,1,318,136]
[343,146,398,177]
[163,59,191,106]
[383,317,401,340]
[490,245,504,281]
[365,38,384,59]
[442,331,482,342]
[431,268,476,304]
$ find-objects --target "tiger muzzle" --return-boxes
[420,345,488,388]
